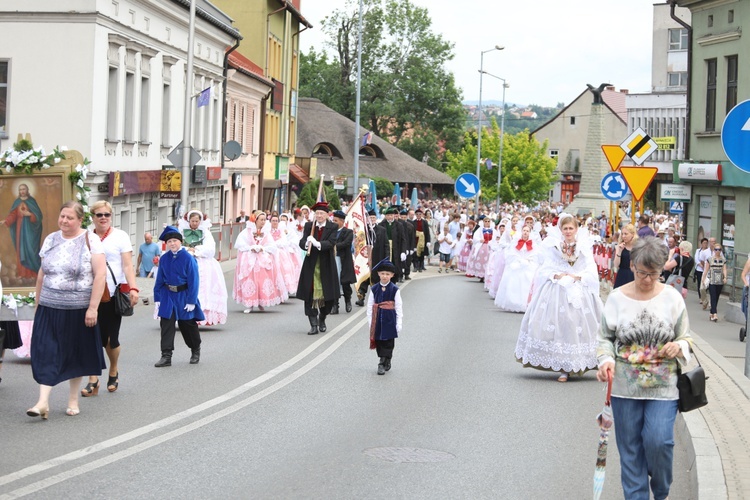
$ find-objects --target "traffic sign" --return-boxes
[620,128,658,165]
[168,141,202,168]
[601,145,626,171]
[669,202,684,214]
[619,166,658,202]
[455,173,480,198]
[721,99,750,173]
[600,172,628,200]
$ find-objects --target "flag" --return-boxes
[197,87,211,108]
[485,158,493,170]
[410,187,418,210]
[345,194,372,291]
[391,183,401,207]
[367,179,380,217]
[361,131,373,147]
[316,174,326,203]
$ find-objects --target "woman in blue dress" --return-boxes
[613,223,637,288]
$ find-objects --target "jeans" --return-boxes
[611,397,679,500]
[708,284,723,314]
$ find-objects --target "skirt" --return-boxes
[0,321,23,350]
[30,306,106,386]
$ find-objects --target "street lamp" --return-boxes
[475,45,504,211]
[480,70,509,211]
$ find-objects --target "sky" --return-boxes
[298,0,659,107]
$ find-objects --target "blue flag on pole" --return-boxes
[197,87,211,108]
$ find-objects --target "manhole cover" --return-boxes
[363,447,455,463]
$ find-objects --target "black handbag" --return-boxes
[106,262,134,317]
[677,349,708,412]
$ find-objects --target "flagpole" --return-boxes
[353,0,364,201]
[180,0,196,212]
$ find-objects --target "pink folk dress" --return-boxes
[466,229,493,279]
[270,228,300,294]
[458,234,473,272]
[233,228,288,308]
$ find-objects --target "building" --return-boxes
[674,0,749,261]
[0,0,240,240]
[295,98,453,199]
[531,87,628,204]
[212,0,311,212]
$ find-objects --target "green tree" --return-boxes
[445,119,557,204]
[299,0,466,167]
[296,181,342,210]
[371,177,394,199]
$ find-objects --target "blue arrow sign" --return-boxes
[600,172,628,201]
[455,173,480,198]
[722,99,750,173]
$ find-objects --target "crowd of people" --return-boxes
[2,193,741,500]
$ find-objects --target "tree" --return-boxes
[299,0,466,168]
[445,118,557,204]
[296,181,342,210]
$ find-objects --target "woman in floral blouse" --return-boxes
[597,236,692,500]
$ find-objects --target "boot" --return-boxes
[384,357,391,371]
[331,302,339,315]
[355,298,365,307]
[377,357,386,375]
[318,315,327,333]
[345,299,352,313]
[307,316,319,335]
[190,348,200,364]
[154,351,172,367]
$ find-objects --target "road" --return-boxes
[0,268,691,499]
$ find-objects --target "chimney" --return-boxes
[606,86,615,91]
[620,89,629,94]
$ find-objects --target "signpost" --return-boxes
[721,99,750,173]
[455,173,480,198]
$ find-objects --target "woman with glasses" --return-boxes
[597,236,692,500]
[82,201,138,397]
[704,244,728,322]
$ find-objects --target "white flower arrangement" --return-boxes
[0,139,67,175]
[2,292,36,308]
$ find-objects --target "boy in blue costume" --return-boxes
[153,226,205,367]
[366,259,403,375]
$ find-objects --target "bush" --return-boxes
[296,181,341,210]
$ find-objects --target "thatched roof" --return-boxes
[296,98,454,185]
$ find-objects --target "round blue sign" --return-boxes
[722,99,750,173]
[600,172,628,201]
[455,173,480,198]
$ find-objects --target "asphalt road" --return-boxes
[0,269,691,499]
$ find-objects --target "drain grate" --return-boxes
[363,447,455,463]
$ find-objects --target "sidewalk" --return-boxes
[679,290,750,499]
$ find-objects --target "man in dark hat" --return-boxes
[153,226,204,367]
[367,258,403,375]
[398,209,416,281]
[355,210,387,307]
[296,202,340,334]
[378,207,406,284]
[331,210,355,314]
[409,208,431,272]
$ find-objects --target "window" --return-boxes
[706,58,717,131]
[726,55,738,113]
[668,72,688,87]
[139,76,149,142]
[569,116,575,125]
[161,83,170,147]
[668,28,688,51]
[729,9,734,23]
[708,15,713,27]
[548,149,559,159]
[0,60,8,137]
[107,66,119,140]
[124,72,135,141]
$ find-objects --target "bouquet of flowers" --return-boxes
[0,138,67,175]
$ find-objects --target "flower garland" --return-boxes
[2,292,36,308]
[69,160,93,227]
[0,138,66,175]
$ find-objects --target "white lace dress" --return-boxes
[514,238,602,374]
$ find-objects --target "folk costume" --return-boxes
[408,209,431,272]
[153,226,204,367]
[457,221,476,272]
[332,211,356,314]
[270,220,301,297]
[377,208,407,283]
[486,220,510,299]
[514,215,601,376]
[466,218,494,280]
[366,259,403,375]
[234,216,288,311]
[399,210,416,281]
[494,227,541,313]
[296,202,340,335]
[356,210,387,306]
[179,210,228,325]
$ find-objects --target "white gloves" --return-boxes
[154,302,160,309]
[400,252,407,261]
[184,304,195,312]
[306,235,321,250]
[413,248,417,254]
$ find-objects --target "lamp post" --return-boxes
[475,45,504,212]
[480,70,509,211]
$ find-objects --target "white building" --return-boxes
[0,0,240,240]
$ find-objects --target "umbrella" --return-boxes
[594,372,614,500]
[368,179,379,217]
[410,187,419,210]
[392,183,401,207]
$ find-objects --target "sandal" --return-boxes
[81,378,100,397]
[107,372,119,393]
[557,373,569,382]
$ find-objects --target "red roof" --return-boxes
[228,51,273,86]
[601,89,627,123]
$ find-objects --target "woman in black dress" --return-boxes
[613,223,637,288]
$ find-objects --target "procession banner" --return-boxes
[345,195,372,290]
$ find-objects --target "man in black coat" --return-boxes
[331,210,355,314]
[378,207,406,283]
[356,210,388,307]
[399,209,416,281]
[409,208,431,272]
[296,202,340,335]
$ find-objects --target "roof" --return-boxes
[274,0,313,28]
[228,51,273,87]
[530,86,628,137]
[170,0,242,40]
[296,98,454,185]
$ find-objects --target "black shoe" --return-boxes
[331,303,339,315]
[384,358,391,371]
[319,317,327,333]
[355,299,364,307]
[154,353,172,367]
[307,316,319,335]
[404,276,411,281]
[190,349,200,364]
[377,358,386,375]
[345,300,352,313]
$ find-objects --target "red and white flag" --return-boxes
[345,195,373,290]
